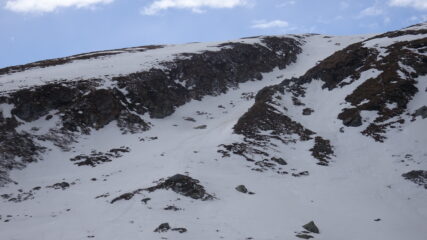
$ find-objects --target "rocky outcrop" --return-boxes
[219,81,332,172]
[281,28,427,141]
[110,174,214,203]
[0,36,302,185]
[310,136,335,166]
[402,170,427,189]
[303,221,320,234]
[233,85,315,143]
[113,37,301,118]
[145,174,214,200]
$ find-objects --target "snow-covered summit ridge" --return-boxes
[0,35,301,93]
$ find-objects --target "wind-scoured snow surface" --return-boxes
[1,26,427,240]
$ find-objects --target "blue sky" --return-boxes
[1,0,426,68]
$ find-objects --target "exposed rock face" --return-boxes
[113,37,301,118]
[0,112,45,185]
[234,85,315,142]
[47,182,71,190]
[0,36,302,185]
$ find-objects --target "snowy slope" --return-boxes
[0,25,426,240]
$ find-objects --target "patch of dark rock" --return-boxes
[235,185,248,194]
[310,136,334,165]
[194,125,207,129]
[154,223,171,233]
[70,153,112,167]
[414,106,427,119]
[196,111,209,116]
[146,174,214,200]
[2,189,37,203]
[255,160,276,169]
[241,92,255,100]
[402,170,427,189]
[0,116,46,185]
[302,108,314,116]
[9,83,82,122]
[218,143,269,162]
[183,117,196,122]
[292,97,305,106]
[47,182,70,190]
[292,171,310,177]
[109,147,130,155]
[171,228,187,233]
[1,194,11,200]
[141,198,151,204]
[296,234,314,239]
[338,108,362,127]
[95,193,110,199]
[164,205,181,211]
[271,157,287,165]
[111,174,214,203]
[110,192,135,204]
[303,221,320,234]
[70,147,129,167]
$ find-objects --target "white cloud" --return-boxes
[359,6,384,17]
[389,0,427,10]
[142,0,248,15]
[251,20,289,29]
[4,0,113,13]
